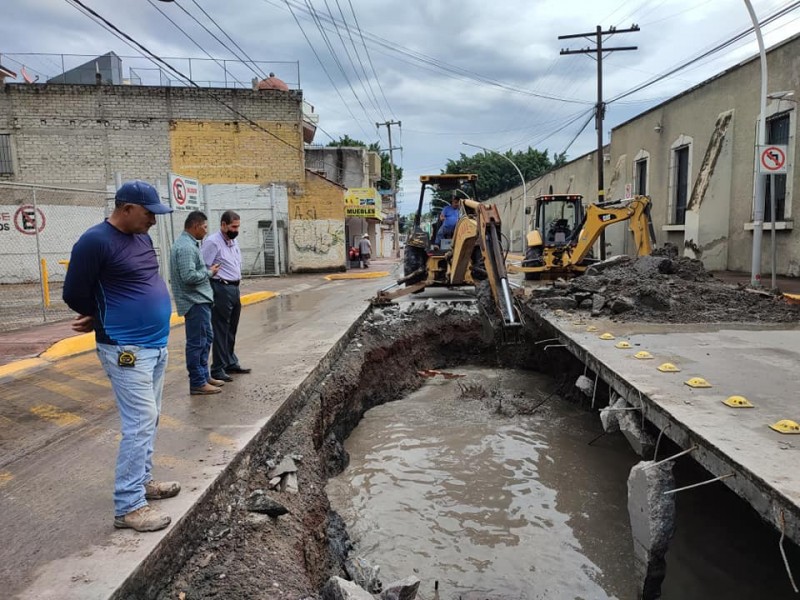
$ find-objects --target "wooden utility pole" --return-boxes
[376,120,401,255]
[559,25,639,259]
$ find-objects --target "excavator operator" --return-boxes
[434,195,460,248]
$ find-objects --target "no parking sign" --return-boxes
[169,173,201,210]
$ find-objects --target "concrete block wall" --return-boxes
[0,84,304,190]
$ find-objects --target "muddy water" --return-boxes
[327,367,640,599]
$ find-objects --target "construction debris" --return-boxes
[522,244,800,323]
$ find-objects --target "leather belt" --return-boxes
[213,278,240,286]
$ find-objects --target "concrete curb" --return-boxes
[0,291,279,382]
[324,271,390,281]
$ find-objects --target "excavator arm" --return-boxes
[464,199,522,330]
[568,195,655,266]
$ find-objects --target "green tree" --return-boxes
[326,136,403,189]
[443,147,564,201]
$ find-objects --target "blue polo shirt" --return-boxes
[63,221,172,348]
[441,204,460,231]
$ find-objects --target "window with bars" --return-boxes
[0,134,13,174]
[764,112,789,222]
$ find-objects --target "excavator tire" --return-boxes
[524,246,542,281]
[403,244,428,285]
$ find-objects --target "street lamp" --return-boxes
[462,142,527,246]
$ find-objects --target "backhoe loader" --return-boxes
[375,174,522,332]
[508,194,656,280]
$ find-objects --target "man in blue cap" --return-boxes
[63,180,179,532]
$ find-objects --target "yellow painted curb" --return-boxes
[40,332,95,361]
[325,271,390,281]
[0,357,49,380]
[1,290,279,380]
[241,291,279,306]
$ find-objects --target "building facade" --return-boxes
[490,34,800,276]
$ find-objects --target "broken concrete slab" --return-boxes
[575,374,594,397]
[540,296,578,310]
[282,472,299,494]
[618,410,655,458]
[600,395,628,433]
[345,556,383,594]
[380,576,421,600]
[321,576,374,600]
[268,456,298,479]
[610,296,635,314]
[591,294,607,317]
[627,461,676,600]
[245,490,289,517]
[584,254,631,276]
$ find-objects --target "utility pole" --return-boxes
[376,120,402,256]
[559,24,639,259]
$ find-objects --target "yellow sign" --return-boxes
[345,187,382,220]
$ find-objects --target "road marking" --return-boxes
[31,378,113,410]
[30,404,83,427]
[208,432,238,448]
[53,365,112,389]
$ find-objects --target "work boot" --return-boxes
[190,383,222,395]
[207,377,226,387]
[113,504,171,532]
[145,479,181,500]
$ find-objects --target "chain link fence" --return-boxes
[0,180,287,333]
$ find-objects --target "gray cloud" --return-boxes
[1,0,798,210]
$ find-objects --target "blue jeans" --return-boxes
[184,303,213,388]
[97,343,168,516]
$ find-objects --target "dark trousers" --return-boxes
[210,281,242,377]
[184,303,213,388]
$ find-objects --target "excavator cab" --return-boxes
[533,194,584,247]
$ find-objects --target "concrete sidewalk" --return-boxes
[0,266,394,599]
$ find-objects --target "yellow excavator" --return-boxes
[508,193,656,280]
[375,174,522,332]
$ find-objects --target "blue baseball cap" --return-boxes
[115,180,173,214]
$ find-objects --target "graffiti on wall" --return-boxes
[290,219,345,264]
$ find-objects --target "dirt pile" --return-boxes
[524,245,800,323]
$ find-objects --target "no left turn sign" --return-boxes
[759,145,788,174]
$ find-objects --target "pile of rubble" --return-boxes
[524,246,800,323]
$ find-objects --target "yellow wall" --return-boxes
[292,172,345,221]
[169,120,304,184]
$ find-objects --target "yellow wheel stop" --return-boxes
[586,325,598,332]
[657,362,680,372]
[685,377,712,388]
[723,395,754,408]
[634,351,654,360]
[615,341,632,349]
[769,420,800,435]
[599,333,615,340]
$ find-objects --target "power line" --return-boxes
[144,0,248,88]
[282,0,373,139]
[185,0,268,79]
[609,1,800,104]
[64,0,301,155]
[346,0,395,119]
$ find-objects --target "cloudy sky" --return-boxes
[2,0,798,211]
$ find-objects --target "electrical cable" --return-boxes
[609,1,800,104]
[64,0,301,154]
[144,0,248,88]
[281,0,373,140]
[185,0,268,79]
[300,0,375,132]
[346,0,395,119]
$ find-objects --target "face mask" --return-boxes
[226,230,239,240]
